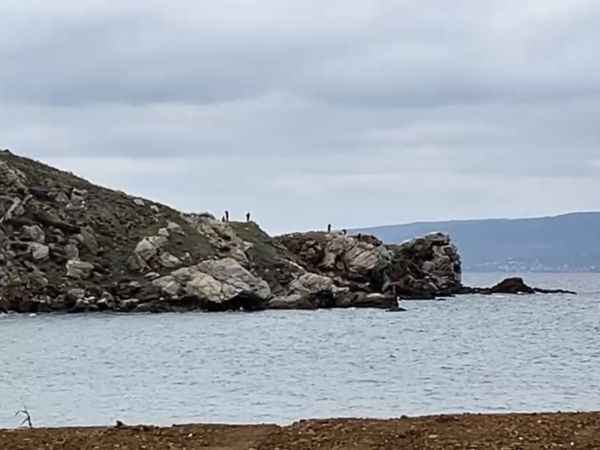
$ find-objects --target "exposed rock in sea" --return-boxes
[5,149,559,315]
[460,277,576,296]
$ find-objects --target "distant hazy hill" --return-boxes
[355,212,600,272]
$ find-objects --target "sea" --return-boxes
[0,273,598,428]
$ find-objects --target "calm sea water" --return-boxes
[1,273,598,428]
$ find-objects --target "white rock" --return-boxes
[159,251,182,268]
[134,235,168,262]
[318,234,390,274]
[186,273,225,300]
[289,272,336,294]
[66,259,94,279]
[152,275,181,296]
[195,258,272,300]
[148,235,168,248]
[165,258,271,304]
[166,221,184,235]
[29,242,49,260]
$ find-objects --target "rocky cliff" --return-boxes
[0,151,462,313]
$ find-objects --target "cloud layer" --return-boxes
[2,0,599,232]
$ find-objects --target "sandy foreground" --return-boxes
[1,412,599,450]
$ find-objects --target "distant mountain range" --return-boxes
[355,212,600,272]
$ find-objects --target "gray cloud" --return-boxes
[1,0,600,233]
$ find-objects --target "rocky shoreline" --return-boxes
[1,412,599,449]
[0,151,574,314]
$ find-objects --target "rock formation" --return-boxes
[0,150,463,313]
[459,277,576,296]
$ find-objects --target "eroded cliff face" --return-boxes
[275,231,462,302]
[0,150,462,313]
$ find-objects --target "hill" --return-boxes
[355,213,600,272]
[0,150,461,313]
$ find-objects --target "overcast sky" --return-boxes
[2,1,599,233]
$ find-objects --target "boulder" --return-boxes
[119,298,142,311]
[385,232,462,298]
[276,232,391,281]
[66,288,86,302]
[267,272,340,309]
[64,243,79,260]
[21,225,45,243]
[70,297,99,313]
[134,238,159,261]
[152,275,181,296]
[289,272,337,295]
[76,226,99,255]
[70,188,88,208]
[159,251,182,268]
[335,291,397,309]
[156,258,271,311]
[29,243,49,260]
[167,221,185,235]
[97,291,116,310]
[66,259,94,279]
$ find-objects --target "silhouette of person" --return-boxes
[327,224,332,233]
[342,229,347,236]
[246,212,251,222]
[224,210,230,222]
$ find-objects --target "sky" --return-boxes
[2,0,600,234]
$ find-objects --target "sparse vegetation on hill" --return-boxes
[0,150,463,313]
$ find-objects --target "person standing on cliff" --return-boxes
[224,210,229,222]
[327,224,332,233]
[246,212,251,222]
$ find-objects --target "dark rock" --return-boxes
[335,291,397,309]
[491,277,536,294]
[384,232,462,297]
[460,277,577,296]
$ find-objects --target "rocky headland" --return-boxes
[0,151,572,314]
